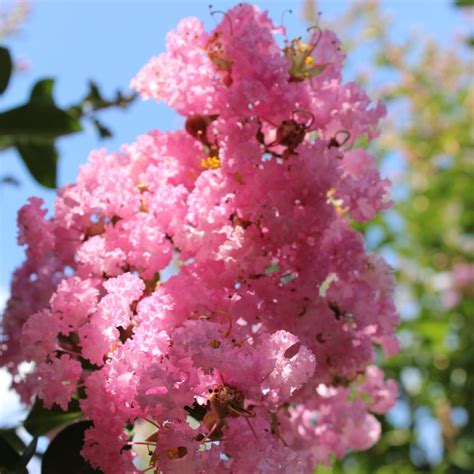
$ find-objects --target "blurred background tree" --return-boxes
[303,0,473,472]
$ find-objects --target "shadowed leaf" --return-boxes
[0,103,82,141]
[0,434,24,473]
[17,436,38,471]
[17,142,58,188]
[42,421,101,474]
[30,78,55,104]
[23,398,82,437]
[0,46,12,95]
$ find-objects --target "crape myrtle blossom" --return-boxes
[441,263,474,309]
[0,4,398,473]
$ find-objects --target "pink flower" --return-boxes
[37,355,82,410]
[1,4,398,472]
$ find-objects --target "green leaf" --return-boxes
[17,436,38,471]
[85,80,107,109]
[23,398,82,437]
[41,421,100,474]
[184,400,208,422]
[315,461,334,474]
[92,118,112,139]
[455,0,474,6]
[16,142,58,188]
[0,46,12,95]
[0,432,36,473]
[30,78,55,104]
[0,429,27,454]
[0,134,12,150]
[0,434,24,473]
[0,103,82,142]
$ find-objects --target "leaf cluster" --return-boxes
[0,46,135,188]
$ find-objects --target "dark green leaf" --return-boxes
[16,142,58,188]
[114,90,136,109]
[30,78,55,104]
[0,434,24,473]
[92,118,112,139]
[0,46,12,95]
[184,400,208,422]
[0,429,26,454]
[85,81,107,109]
[67,104,83,120]
[16,436,38,471]
[0,135,12,150]
[455,0,474,6]
[41,421,100,474]
[0,103,82,142]
[23,398,82,437]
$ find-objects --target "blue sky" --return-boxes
[0,0,466,294]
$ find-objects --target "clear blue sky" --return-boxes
[0,0,466,296]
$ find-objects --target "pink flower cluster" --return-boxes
[1,5,398,473]
[442,263,474,308]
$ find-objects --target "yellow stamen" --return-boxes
[335,206,349,217]
[298,42,312,53]
[326,188,349,216]
[201,156,221,170]
[284,36,327,81]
